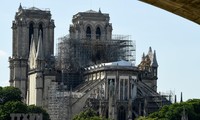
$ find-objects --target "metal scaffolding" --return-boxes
[55,34,135,89]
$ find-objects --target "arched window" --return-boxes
[96,27,101,39]
[86,26,91,39]
[38,23,43,40]
[29,22,34,49]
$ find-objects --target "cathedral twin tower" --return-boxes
[9,4,55,103]
[9,4,114,105]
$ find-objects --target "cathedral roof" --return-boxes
[85,9,98,13]
[28,7,41,11]
[105,60,134,66]
[86,60,134,69]
[72,9,109,22]
[16,4,51,18]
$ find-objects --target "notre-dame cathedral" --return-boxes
[9,4,170,120]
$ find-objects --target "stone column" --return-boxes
[20,59,27,101]
[49,23,55,56]
[108,79,115,120]
[114,77,118,120]
[43,27,48,57]
[130,80,132,99]
[36,73,44,106]
[12,21,17,57]
[118,79,120,100]
[17,25,22,57]
[13,60,20,87]
[128,79,129,99]
[128,99,132,120]
[104,75,107,100]
[21,24,28,57]
[9,58,14,86]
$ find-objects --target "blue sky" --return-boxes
[1,0,200,101]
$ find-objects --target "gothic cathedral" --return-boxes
[9,4,170,120]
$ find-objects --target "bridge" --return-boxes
[140,0,200,25]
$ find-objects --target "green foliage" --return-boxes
[136,116,157,120]
[138,99,200,120]
[0,101,27,120]
[0,86,50,120]
[0,86,22,105]
[27,105,50,120]
[73,108,109,120]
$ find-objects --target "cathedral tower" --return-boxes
[69,9,112,40]
[9,4,55,100]
[138,47,158,91]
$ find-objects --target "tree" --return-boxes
[0,86,22,105]
[73,108,109,120]
[0,101,27,120]
[28,105,50,120]
[136,99,200,120]
[136,116,158,120]
[0,86,50,120]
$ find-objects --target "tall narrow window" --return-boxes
[125,79,128,100]
[86,26,91,39]
[120,80,123,100]
[96,27,101,39]
[108,78,115,99]
[29,22,34,49]
[38,24,43,40]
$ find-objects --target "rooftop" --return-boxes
[85,9,98,13]
[84,60,136,72]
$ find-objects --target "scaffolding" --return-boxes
[55,34,136,89]
[56,34,135,69]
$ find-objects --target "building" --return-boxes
[9,4,170,120]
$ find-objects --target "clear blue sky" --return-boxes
[1,0,200,101]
